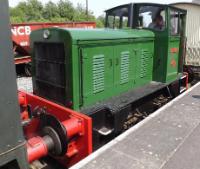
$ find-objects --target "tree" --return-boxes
[74,3,95,21]
[9,0,104,28]
[10,2,28,23]
[26,0,44,21]
[43,1,59,20]
[10,7,26,23]
[96,15,105,28]
[10,0,44,22]
[57,0,75,21]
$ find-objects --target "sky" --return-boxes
[9,0,191,17]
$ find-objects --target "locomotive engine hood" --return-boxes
[30,27,155,110]
[30,27,155,46]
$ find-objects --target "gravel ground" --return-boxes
[17,77,33,93]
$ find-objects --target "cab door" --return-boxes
[135,4,169,83]
[166,9,181,82]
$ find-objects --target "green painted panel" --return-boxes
[80,40,154,108]
[113,44,135,93]
[152,31,169,83]
[81,46,114,107]
[135,42,154,86]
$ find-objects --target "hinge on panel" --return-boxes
[79,48,84,106]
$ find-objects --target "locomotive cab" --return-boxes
[105,3,187,83]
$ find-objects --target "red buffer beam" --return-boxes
[19,90,92,168]
[27,117,83,163]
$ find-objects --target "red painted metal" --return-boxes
[15,56,31,65]
[170,47,179,53]
[19,92,29,120]
[26,117,84,163]
[62,118,83,138]
[19,92,27,106]
[19,90,92,167]
[21,110,29,120]
[12,22,96,65]
[27,136,49,163]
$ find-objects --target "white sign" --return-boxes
[11,26,31,36]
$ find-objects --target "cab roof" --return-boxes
[105,3,187,14]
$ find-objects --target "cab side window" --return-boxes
[138,6,166,31]
[170,10,180,35]
[106,6,130,29]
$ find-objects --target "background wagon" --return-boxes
[171,0,200,72]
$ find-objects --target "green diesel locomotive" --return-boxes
[30,3,187,149]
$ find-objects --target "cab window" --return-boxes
[170,10,180,36]
[138,6,166,31]
[106,6,130,29]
